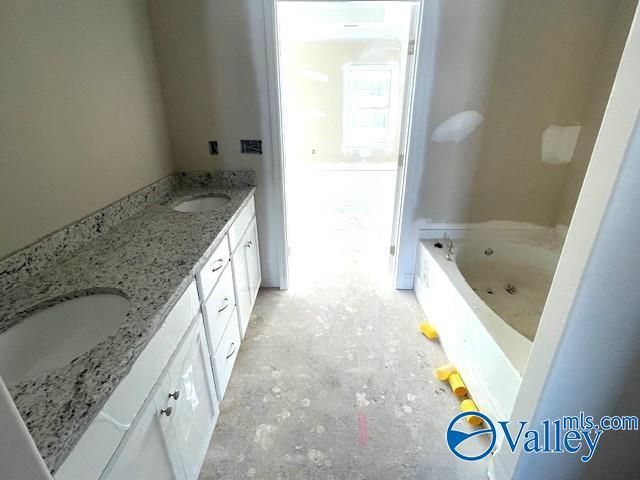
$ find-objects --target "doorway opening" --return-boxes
[275,1,419,289]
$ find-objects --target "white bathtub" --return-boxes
[414,226,562,419]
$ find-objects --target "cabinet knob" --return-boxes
[245,240,252,248]
[160,406,172,416]
[168,390,180,400]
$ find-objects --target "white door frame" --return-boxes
[263,0,430,290]
[263,1,289,290]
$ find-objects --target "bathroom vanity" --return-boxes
[0,172,260,479]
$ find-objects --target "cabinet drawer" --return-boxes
[197,236,231,301]
[212,308,241,400]
[228,196,255,251]
[202,264,235,353]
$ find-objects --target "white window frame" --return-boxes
[342,64,398,150]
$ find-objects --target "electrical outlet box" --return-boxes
[240,139,262,154]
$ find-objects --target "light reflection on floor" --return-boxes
[286,167,397,290]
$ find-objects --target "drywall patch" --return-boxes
[541,124,581,164]
[432,111,484,143]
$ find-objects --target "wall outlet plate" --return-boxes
[208,141,218,155]
[240,140,262,154]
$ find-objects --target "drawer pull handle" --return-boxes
[218,297,230,313]
[211,259,224,272]
[160,406,172,417]
[226,342,237,359]
[168,390,180,400]
[245,240,252,248]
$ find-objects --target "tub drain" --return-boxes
[505,284,517,295]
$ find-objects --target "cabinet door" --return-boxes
[232,238,252,338]
[245,219,261,303]
[169,318,219,480]
[101,374,185,480]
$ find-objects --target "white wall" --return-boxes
[147,0,280,287]
[0,0,173,258]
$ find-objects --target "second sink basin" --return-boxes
[0,293,130,386]
[174,194,230,213]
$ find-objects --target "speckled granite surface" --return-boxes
[0,171,256,473]
[0,170,255,294]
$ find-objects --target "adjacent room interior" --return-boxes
[278,1,416,287]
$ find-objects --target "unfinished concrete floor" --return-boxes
[200,169,488,479]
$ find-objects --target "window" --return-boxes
[343,65,395,149]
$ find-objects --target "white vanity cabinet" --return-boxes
[232,242,251,337]
[245,219,261,307]
[211,308,242,399]
[231,214,261,338]
[56,193,261,480]
[101,318,217,480]
[101,373,184,480]
[168,316,218,479]
[56,283,201,480]
[201,265,236,353]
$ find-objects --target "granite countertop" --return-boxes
[0,181,255,472]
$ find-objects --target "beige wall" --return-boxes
[555,0,637,227]
[469,0,631,226]
[280,38,406,165]
[147,0,280,286]
[415,0,634,227]
[2,0,633,283]
[0,0,173,258]
[413,0,505,224]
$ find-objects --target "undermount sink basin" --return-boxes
[174,194,230,213]
[0,293,130,386]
